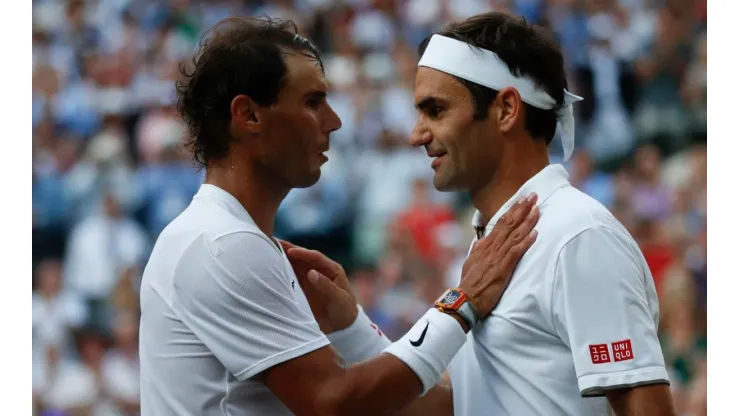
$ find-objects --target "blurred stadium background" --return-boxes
[31,0,707,415]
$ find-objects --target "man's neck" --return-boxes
[471,144,550,225]
[204,158,289,238]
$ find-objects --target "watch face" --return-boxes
[442,290,461,305]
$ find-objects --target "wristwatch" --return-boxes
[435,288,480,330]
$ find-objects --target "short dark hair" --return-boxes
[419,12,568,143]
[176,17,324,168]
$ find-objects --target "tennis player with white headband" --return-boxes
[281,11,676,416]
[418,33,583,161]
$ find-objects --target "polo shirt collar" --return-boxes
[472,164,570,238]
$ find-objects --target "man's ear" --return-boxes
[495,87,524,134]
[231,95,260,134]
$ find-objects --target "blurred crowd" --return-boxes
[32,0,707,415]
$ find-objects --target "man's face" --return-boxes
[410,67,500,192]
[253,52,342,188]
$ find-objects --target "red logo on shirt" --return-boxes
[589,344,611,364]
[612,339,634,362]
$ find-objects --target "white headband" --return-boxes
[418,34,583,161]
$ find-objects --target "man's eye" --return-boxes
[427,107,442,118]
[307,97,324,109]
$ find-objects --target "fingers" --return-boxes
[286,248,343,279]
[501,201,540,253]
[306,270,340,299]
[278,239,299,252]
[482,193,538,250]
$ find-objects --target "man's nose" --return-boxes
[409,122,431,148]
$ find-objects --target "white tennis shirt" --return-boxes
[448,164,669,416]
[139,184,330,415]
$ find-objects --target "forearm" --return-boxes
[324,357,455,416]
[320,353,424,416]
[607,383,677,416]
[396,372,454,416]
[323,310,465,416]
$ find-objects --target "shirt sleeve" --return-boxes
[551,226,670,397]
[171,231,329,381]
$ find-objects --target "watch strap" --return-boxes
[456,299,479,329]
[435,288,480,329]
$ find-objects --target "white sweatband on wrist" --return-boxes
[383,308,467,394]
[327,304,392,365]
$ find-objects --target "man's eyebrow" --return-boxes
[415,96,443,110]
[303,89,328,100]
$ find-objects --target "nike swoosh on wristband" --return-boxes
[410,322,430,347]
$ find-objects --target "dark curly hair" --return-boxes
[176,17,324,169]
[419,12,568,144]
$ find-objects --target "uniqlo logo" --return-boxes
[589,344,611,364]
[612,339,634,362]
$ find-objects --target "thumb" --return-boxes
[307,270,339,298]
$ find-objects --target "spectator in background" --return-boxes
[351,265,398,335]
[389,263,447,340]
[435,209,478,285]
[35,330,108,415]
[50,50,103,138]
[32,259,88,403]
[102,311,141,415]
[99,8,147,57]
[634,5,693,150]
[62,69,141,220]
[684,225,706,334]
[59,0,100,51]
[276,149,352,262]
[633,216,674,293]
[684,359,707,416]
[64,192,149,332]
[394,177,456,264]
[32,64,60,128]
[135,102,184,163]
[608,166,637,233]
[632,144,672,220]
[567,149,615,208]
[629,144,677,293]
[33,123,71,264]
[659,270,706,411]
[353,128,428,263]
[323,52,362,152]
[575,0,640,163]
[681,33,707,141]
[349,0,398,52]
[33,259,87,349]
[110,266,142,314]
[378,44,422,140]
[135,137,202,239]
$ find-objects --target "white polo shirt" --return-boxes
[448,164,669,416]
[139,184,330,415]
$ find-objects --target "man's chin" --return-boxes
[432,175,461,192]
[293,170,322,188]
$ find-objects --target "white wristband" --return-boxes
[383,308,467,394]
[327,305,392,365]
